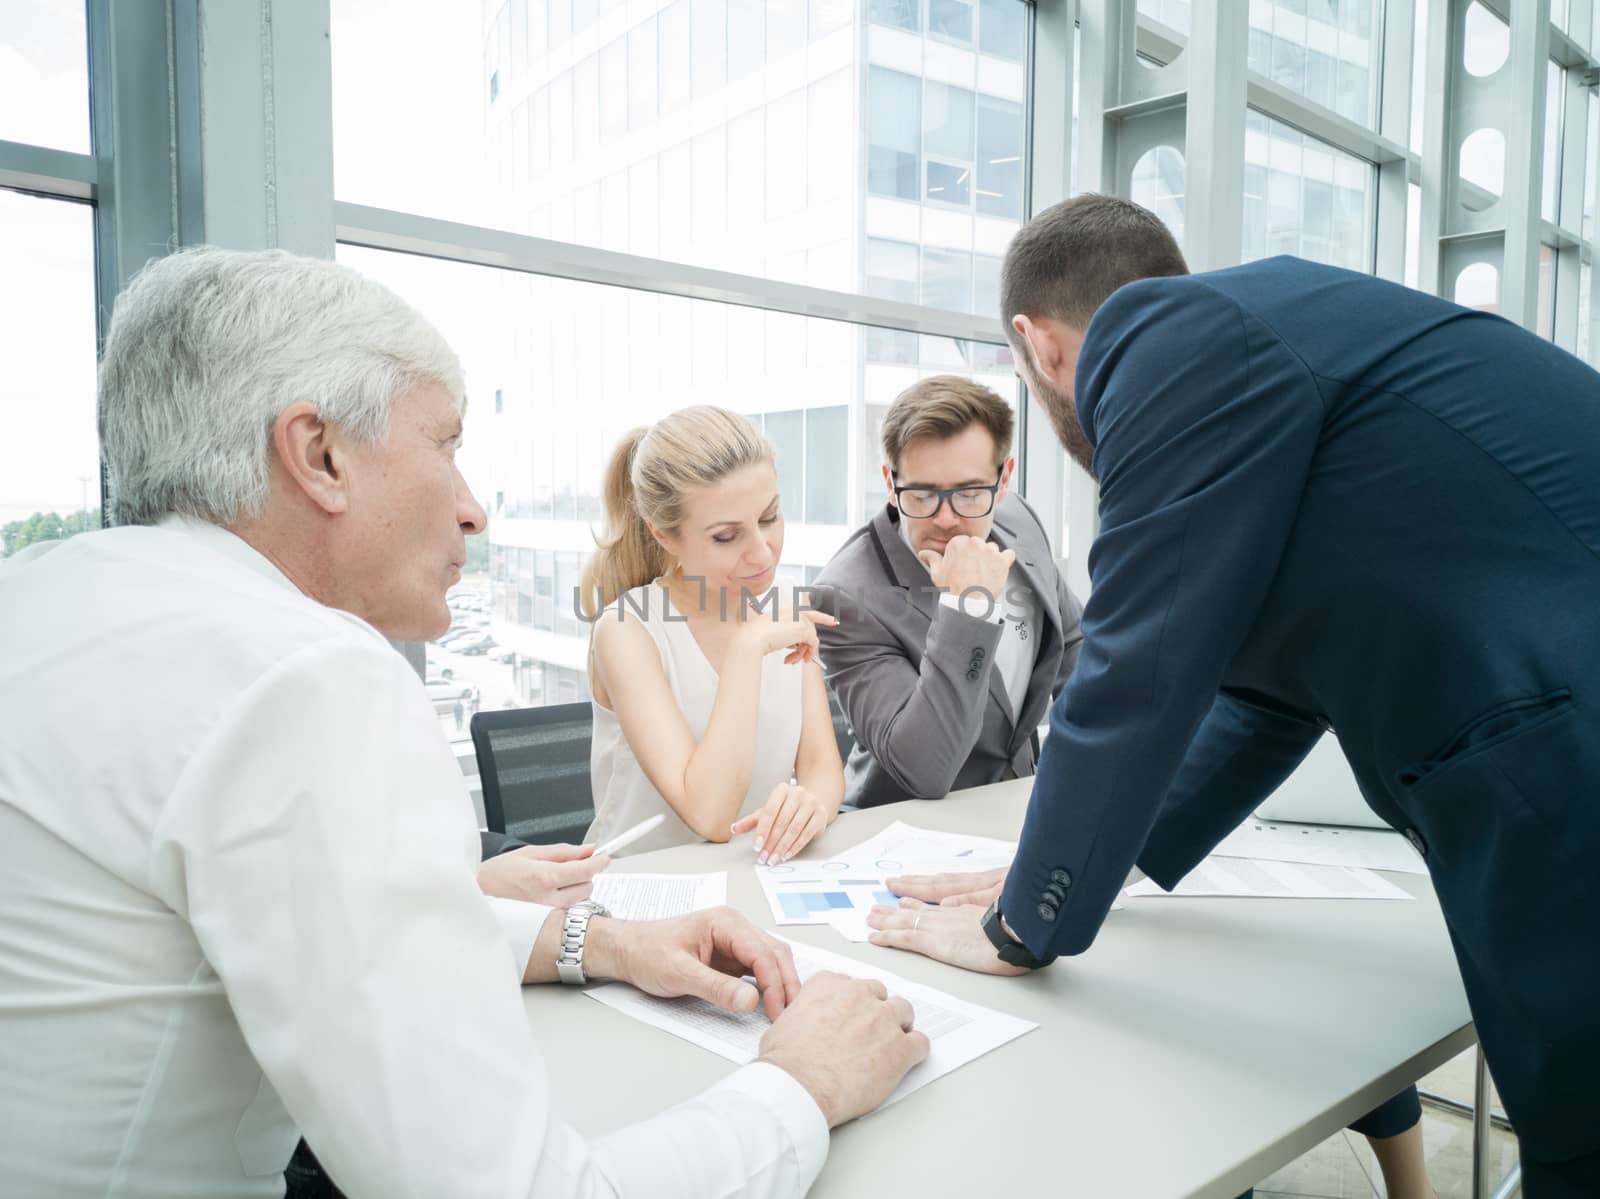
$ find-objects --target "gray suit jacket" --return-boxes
[813,493,1083,809]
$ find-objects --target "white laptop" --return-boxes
[1252,733,1391,829]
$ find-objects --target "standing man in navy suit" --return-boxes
[867,195,1600,1195]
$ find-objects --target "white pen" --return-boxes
[590,814,666,858]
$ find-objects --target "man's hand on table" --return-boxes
[758,973,930,1127]
[584,906,802,1018]
[886,866,1007,908]
[550,906,931,1126]
[478,842,611,905]
[866,898,1030,976]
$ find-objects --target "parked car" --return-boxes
[455,634,496,656]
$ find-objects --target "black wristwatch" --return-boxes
[981,899,1057,969]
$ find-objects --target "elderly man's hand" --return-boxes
[477,843,610,905]
[589,907,804,1019]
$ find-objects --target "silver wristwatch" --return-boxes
[555,899,610,985]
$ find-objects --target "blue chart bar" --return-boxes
[875,891,897,906]
[779,891,853,918]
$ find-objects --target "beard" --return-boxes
[1027,368,1096,477]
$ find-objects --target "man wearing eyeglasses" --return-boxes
[812,376,1084,811]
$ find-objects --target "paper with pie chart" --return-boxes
[754,820,1018,928]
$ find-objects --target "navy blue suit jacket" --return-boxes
[1002,257,1600,1160]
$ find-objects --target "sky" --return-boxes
[0,0,500,525]
[0,0,97,525]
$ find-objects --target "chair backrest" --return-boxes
[470,703,596,846]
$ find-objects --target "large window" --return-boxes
[332,0,1032,666]
[336,0,1028,292]
[1242,111,1375,272]
[0,191,99,560]
[0,1,90,154]
[868,67,923,201]
[1139,0,1383,129]
[339,243,1014,728]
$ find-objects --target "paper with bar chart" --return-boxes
[754,820,1019,928]
[584,936,1036,1108]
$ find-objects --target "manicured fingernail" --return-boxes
[753,836,764,852]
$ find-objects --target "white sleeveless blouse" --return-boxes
[587,582,804,856]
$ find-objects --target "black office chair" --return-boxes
[470,703,596,846]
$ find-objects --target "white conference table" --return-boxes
[522,778,1474,1198]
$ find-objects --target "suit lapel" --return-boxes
[866,505,941,623]
[868,504,1012,728]
[990,499,1066,749]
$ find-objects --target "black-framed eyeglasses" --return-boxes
[891,471,1003,519]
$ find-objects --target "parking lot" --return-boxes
[426,579,520,747]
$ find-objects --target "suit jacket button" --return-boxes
[1404,828,1427,857]
[1050,869,1072,887]
[1045,883,1066,904]
[974,647,986,659]
[1036,902,1056,922]
[966,668,979,681]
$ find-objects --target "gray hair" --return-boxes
[98,247,464,527]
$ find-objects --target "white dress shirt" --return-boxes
[0,517,826,1198]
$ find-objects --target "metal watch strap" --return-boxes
[556,900,609,985]
[981,898,1057,970]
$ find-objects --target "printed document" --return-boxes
[585,937,1036,1108]
[754,820,1016,928]
[1209,820,1427,875]
[1125,856,1414,900]
[592,872,727,921]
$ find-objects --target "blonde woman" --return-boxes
[582,406,844,860]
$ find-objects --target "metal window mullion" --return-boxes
[0,139,96,201]
[1184,0,1249,273]
[335,201,1010,343]
[1066,0,1128,599]
[1501,0,1554,330]
[171,0,335,256]
[1244,77,1410,166]
[87,0,187,527]
[1417,0,1457,298]
[1074,0,1127,196]
[87,0,180,334]
[1374,0,1420,283]
[1552,63,1593,348]
[1020,0,1077,563]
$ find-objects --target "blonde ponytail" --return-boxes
[580,428,670,617]
[581,407,774,617]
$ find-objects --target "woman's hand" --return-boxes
[737,609,837,665]
[732,781,833,863]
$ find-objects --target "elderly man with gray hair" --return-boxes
[0,248,926,1198]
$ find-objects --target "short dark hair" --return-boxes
[1001,194,1189,335]
[880,375,1015,471]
